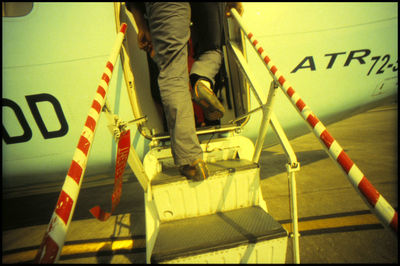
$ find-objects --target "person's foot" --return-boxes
[179,159,209,181]
[192,79,225,121]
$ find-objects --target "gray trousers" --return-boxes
[145,2,222,166]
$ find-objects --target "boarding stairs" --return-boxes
[125,7,397,262]
[138,71,302,263]
[136,22,303,262]
[132,8,301,264]
[35,13,300,263]
[35,5,396,264]
[142,133,292,263]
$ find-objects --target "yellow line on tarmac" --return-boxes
[3,249,37,264]
[2,213,381,264]
[281,213,380,233]
[2,239,146,264]
[61,239,138,255]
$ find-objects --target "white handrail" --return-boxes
[34,23,128,264]
[225,12,302,262]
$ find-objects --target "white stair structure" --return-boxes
[143,135,288,263]
[117,4,302,263]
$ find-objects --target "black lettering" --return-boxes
[344,49,371,67]
[325,52,346,69]
[376,54,390,74]
[2,98,32,144]
[26,93,68,139]
[291,56,316,73]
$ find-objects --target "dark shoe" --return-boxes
[192,79,225,121]
[179,159,209,181]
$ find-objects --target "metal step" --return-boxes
[151,206,287,263]
[143,136,288,263]
[151,158,258,186]
[149,159,264,223]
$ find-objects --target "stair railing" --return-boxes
[229,8,398,238]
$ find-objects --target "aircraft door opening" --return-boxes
[115,3,251,141]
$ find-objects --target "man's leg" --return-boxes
[145,2,203,167]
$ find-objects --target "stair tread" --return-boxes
[151,206,287,263]
[151,159,258,186]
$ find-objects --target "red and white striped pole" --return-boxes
[230,9,397,234]
[34,23,128,263]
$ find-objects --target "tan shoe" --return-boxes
[179,159,209,181]
[192,79,225,121]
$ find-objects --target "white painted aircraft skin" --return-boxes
[2,3,397,192]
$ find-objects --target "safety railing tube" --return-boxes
[34,23,128,264]
[270,113,301,263]
[252,80,278,163]
[230,8,398,235]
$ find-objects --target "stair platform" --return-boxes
[143,137,288,263]
[151,159,258,186]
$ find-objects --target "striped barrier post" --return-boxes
[230,8,398,234]
[34,23,128,263]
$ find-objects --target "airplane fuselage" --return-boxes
[2,2,397,191]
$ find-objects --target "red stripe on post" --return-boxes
[271,66,278,75]
[296,99,306,112]
[278,76,286,86]
[358,176,380,207]
[85,116,96,132]
[337,150,354,174]
[248,32,253,39]
[102,73,110,85]
[55,190,74,225]
[120,23,127,34]
[92,100,102,114]
[97,86,106,98]
[106,61,114,72]
[68,160,83,184]
[264,55,271,65]
[77,135,90,156]
[34,234,59,263]
[287,87,295,97]
[252,39,258,46]
[390,212,398,232]
[320,130,335,149]
[306,113,319,128]
[258,47,264,54]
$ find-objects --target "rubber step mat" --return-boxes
[151,206,287,263]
